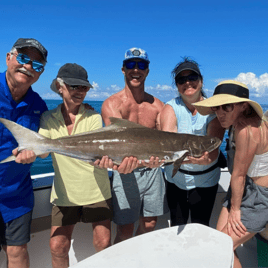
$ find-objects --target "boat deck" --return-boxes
[0,170,261,267]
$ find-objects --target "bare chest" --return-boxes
[119,102,159,129]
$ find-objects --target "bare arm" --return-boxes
[101,97,123,126]
[160,104,178,133]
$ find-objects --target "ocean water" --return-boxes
[30,101,268,176]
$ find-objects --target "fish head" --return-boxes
[186,135,222,157]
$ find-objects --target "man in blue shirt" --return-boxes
[0,38,48,268]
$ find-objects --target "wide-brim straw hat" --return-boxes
[194,80,263,119]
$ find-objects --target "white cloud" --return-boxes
[235,72,268,97]
[86,92,111,100]
[146,84,174,91]
[92,81,99,90]
[42,92,61,100]
[106,84,122,92]
[215,72,268,98]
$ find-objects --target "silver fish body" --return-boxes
[0,117,222,177]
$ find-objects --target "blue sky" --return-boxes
[1,0,268,103]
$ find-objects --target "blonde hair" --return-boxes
[234,104,268,150]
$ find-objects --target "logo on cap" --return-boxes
[132,49,141,56]
[124,47,150,63]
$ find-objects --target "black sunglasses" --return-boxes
[176,73,200,85]
[67,85,90,92]
[211,103,234,112]
[124,60,149,70]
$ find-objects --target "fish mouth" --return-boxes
[17,68,34,78]
[207,139,222,152]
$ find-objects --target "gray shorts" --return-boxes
[0,210,32,246]
[111,167,169,225]
[223,177,268,233]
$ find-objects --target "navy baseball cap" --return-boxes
[12,38,48,62]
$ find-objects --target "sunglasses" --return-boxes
[14,53,44,72]
[176,73,200,85]
[124,60,149,70]
[211,103,234,113]
[67,85,90,92]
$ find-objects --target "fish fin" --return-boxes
[162,162,173,167]
[60,117,148,140]
[109,117,148,129]
[172,151,189,178]
[0,155,16,163]
[0,118,50,162]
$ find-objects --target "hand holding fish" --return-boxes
[94,156,164,174]
[94,156,139,174]
[12,148,37,164]
[117,156,139,173]
[141,156,165,168]
[183,151,211,165]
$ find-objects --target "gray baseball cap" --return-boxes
[12,38,48,61]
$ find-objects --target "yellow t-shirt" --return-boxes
[39,104,111,206]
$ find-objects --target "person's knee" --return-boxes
[117,224,134,240]
[93,234,111,251]
[6,244,28,260]
[138,217,157,233]
[50,236,70,258]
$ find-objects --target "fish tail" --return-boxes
[1,155,16,163]
[0,118,50,163]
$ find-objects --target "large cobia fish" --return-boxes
[0,117,221,177]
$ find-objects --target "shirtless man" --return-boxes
[101,47,169,243]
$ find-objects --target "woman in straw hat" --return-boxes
[194,80,268,268]
[160,58,225,227]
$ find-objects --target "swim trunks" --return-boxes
[111,167,169,225]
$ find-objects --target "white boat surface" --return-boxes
[72,223,234,268]
[0,169,263,267]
